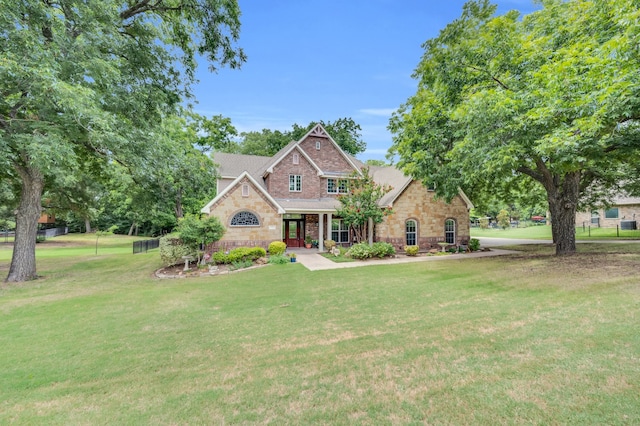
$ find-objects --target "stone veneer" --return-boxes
[375,181,471,250]
[576,205,640,228]
[206,177,281,250]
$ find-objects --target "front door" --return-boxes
[284,219,304,248]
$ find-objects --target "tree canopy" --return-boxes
[389,0,640,255]
[230,117,367,157]
[1,0,245,281]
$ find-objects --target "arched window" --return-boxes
[445,219,456,244]
[406,219,417,246]
[230,211,260,227]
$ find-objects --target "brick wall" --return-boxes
[376,181,470,250]
[299,137,355,173]
[269,148,322,199]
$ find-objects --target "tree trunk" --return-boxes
[546,171,580,256]
[174,188,183,219]
[6,165,44,282]
[128,223,135,236]
[85,218,92,233]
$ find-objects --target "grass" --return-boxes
[1,235,639,423]
[472,224,640,240]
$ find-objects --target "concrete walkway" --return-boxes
[290,248,519,271]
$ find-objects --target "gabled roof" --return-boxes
[370,165,474,210]
[201,171,285,214]
[263,124,362,177]
[212,152,272,188]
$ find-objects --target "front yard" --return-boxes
[1,235,639,424]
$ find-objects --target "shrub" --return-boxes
[214,247,267,264]
[404,245,419,256]
[159,234,193,266]
[469,238,481,251]
[324,239,336,251]
[371,242,395,258]
[268,241,286,255]
[448,247,457,253]
[346,243,372,260]
[268,254,289,264]
[479,218,489,229]
[230,259,253,271]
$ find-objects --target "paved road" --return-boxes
[477,237,640,247]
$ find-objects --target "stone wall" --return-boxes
[376,181,471,250]
[205,177,282,250]
[576,205,640,228]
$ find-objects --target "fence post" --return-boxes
[617,225,619,238]
[588,226,591,237]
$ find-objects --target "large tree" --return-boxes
[1,0,245,281]
[389,0,640,255]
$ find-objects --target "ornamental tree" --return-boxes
[1,0,245,281]
[336,167,393,243]
[389,0,640,256]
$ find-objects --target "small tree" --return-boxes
[497,209,510,230]
[95,225,118,255]
[336,167,393,243]
[176,215,225,264]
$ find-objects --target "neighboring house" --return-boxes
[576,195,640,229]
[201,124,473,252]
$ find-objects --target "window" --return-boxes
[289,175,302,192]
[605,208,619,219]
[292,153,299,164]
[316,141,321,150]
[230,211,259,226]
[445,219,456,244]
[591,210,600,225]
[327,178,349,194]
[406,220,417,246]
[241,184,249,197]
[331,219,349,243]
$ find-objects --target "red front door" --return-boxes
[284,220,303,247]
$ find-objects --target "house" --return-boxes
[201,124,473,252]
[576,195,640,229]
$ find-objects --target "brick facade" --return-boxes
[268,148,323,199]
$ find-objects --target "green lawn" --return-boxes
[472,224,640,240]
[1,235,639,424]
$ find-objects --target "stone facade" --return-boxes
[205,177,281,250]
[576,204,640,229]
[202,124,472,252]
[376,181,471,250]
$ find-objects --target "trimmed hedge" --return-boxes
[213,247,267,264]
[404,245,419,256]
[268,241,286,255]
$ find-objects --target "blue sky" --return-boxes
[193,0,538,162]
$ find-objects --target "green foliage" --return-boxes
[479,218,490,230]
[159,235,193,267]
[268,241,287,255]
[497,209,510,230]
[404,245,420,256]
[388,0,640,256]
[347,242,396,260]
[230,259,254,271]
[469,238,481,252]
[1,0,245,281]
[336,167,393,243]
[232,118,366,156]
[267,254,289,265]
[177,214,225,263]
[213,247,266,264]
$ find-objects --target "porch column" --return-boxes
[318,213,324,252]
[327,212,332,243]
[368,217,373,245]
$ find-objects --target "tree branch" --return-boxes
[462,63,511,91]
